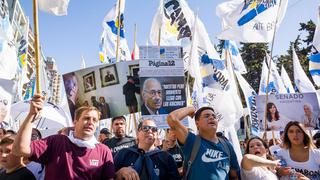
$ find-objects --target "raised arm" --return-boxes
[241,154,280,171]
[12,94,45,157]
[166,106,195,144]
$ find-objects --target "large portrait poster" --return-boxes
[139,58,187,128]
[62,61,141,120]
[256,93,320,131]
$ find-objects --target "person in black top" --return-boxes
[123,76,140,114]
[114,119,180,180]
[0,134,35,180]
[98,128,112,143]
[163,129,184,176]
[103,116,136,157]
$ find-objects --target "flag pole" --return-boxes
[157,27,161,46]
[263,0,284,140]
[115,0,121,62]
[33,0,41,94]
[132,23,137,60]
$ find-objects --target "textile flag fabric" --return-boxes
[309,53,320,86]
[216,0,288,42]
[100,0,131,63]
[0,1,18,80]
[235,72,259,135]
[293,49,316,93]
[280,65,295,93]
[221,40,247,74]
[258,56,287,95]
[312,6,320,52]
[131,42,139,60]
[149,0,219,71]
[309,6,320,86]
[38,0,70,16]
[0,78,14,128]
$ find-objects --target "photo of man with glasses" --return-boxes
[141,78,167,115]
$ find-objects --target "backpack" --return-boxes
[183,135,231,180]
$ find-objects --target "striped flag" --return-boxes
[309,6,320,86]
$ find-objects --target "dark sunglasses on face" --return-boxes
[140,125,158,133]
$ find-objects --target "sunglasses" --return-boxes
[140,125,158,133]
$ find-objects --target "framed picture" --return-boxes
[83,71,96,93]
[100,64,119,87]
[129,64,140,85]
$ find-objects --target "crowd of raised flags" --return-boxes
[0,0,320,166]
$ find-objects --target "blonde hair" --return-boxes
[74,106,101,121]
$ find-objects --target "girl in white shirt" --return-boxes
[277,121,320,180]
[241,137,280,180]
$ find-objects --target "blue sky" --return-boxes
[19,0,318,74]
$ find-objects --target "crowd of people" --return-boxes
[0,94,319,180]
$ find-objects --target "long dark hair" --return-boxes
[245,136,273,160]
[283,121,315,149]
[266,102,279,122]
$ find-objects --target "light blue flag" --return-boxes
[221,40,247,74]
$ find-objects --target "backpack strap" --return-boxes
[183,135,201,180]
[218,137,231,161]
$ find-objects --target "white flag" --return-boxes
[0,2,18,80]
[216,0,288,42]
[0,78,14,128]
[312,6,320,52]
[235,72,259,135]
[100,0,130,63]
[221,40,247,74]
[38,0,70,16]
[280,65,295,93]
[259,56,287,95]
[80,55,86,69]
[293,49,316,92]
[149,0,219,71]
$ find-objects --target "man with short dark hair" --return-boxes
[167,106,240,180]
[0,134,35,180]
[13,94,115,180]
[114,119,180,180]
[99,128,112,143]
[103,116,136,157]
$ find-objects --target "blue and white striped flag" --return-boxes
[221,40,247,74]
[100,0,131,63]
[216,0,288,42]
[309,6,320,86]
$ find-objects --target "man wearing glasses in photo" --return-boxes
[141,78,167,115]
[114,119,180,180]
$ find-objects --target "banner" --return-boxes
[256,93,319,131]
[139,58,187,128]
[62,61,140,120]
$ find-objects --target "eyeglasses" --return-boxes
[200,113,216,120]
[139,125,158,133]
[144,90,162,97]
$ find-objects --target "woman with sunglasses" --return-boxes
[241,136,280,180]
[114,119,180,180]
[277,121,320,180]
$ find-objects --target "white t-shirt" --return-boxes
[241,167,278,180]
[277,148,320,180]
[267,115,290,131]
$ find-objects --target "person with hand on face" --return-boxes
[141,78,167,115]
[241,137,280,180]
[114,119,180,180]
[12,94,115,180]
[301,103,318,129]
[276,121,320,180]
[167,106,240,180]
[103,116,136,157]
